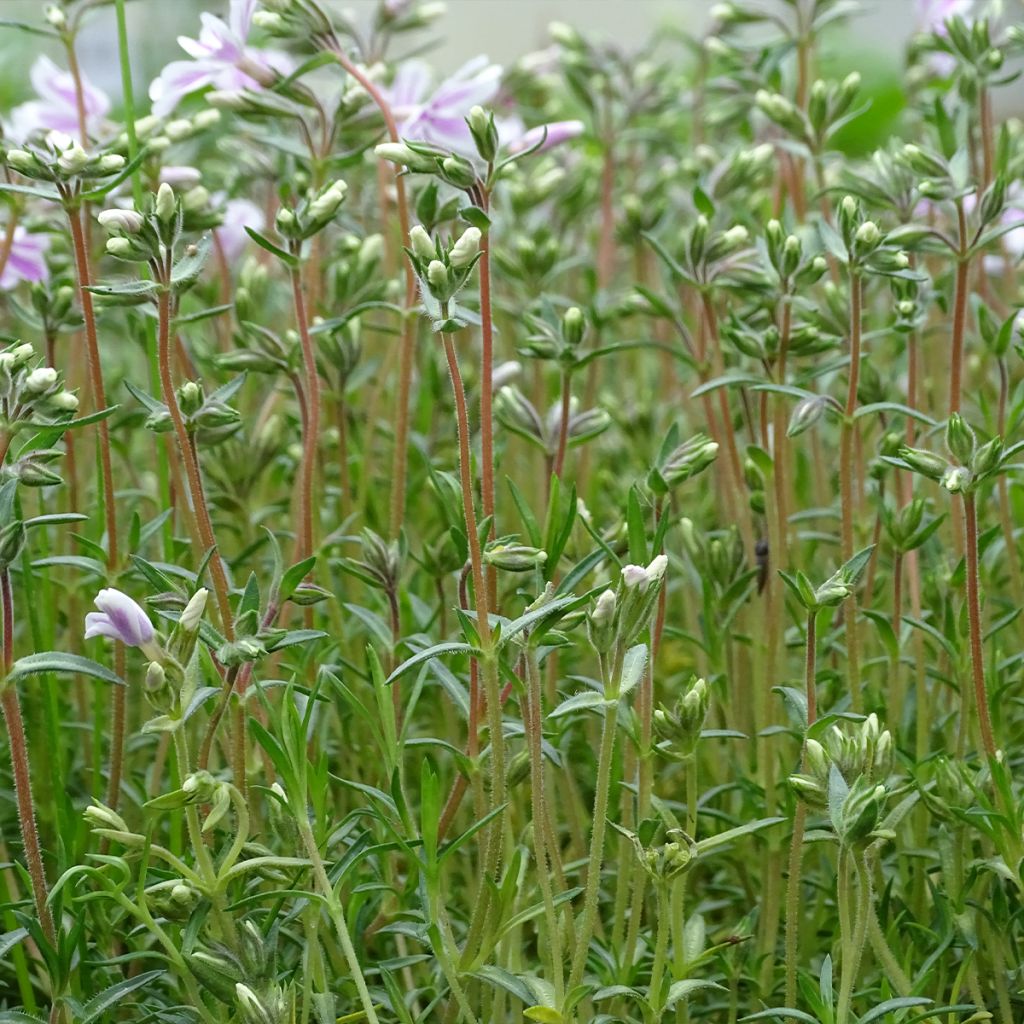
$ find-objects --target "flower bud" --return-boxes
[179,588,208,632]
[941,465,971,493]
[97,154,126,174]
[24,366,57,393]
[449,226,481,269]
[48,391,79,412]
[945,412,975,464]
[98,208,144,234]
[156,182,176,222]
[105,237,136,259]
[57,144,90,175]
[409,224,436,263]
[426,259,449,292]
[5,150,37,174]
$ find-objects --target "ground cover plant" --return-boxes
[0,0,1021,1020]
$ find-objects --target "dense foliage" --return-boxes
[0,0,1021,1022]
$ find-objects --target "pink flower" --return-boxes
[0,226,49,291]
[5,55,110,142]
[85,588,156,649]
[917,0,974,31]
[383,56,502,155]
[504,119,584,155]
[149,0,292,118]
[215,196,265,263]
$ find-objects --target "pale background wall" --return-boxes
[0,0,922,104]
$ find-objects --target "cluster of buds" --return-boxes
[407,223,482,308]
[922,755,976,821]
[755,73,861,150]
[587,555,668,654]
[654,676,710,760]
[881,497,944,555]
[647,428,718,496]
[324,232,385,308]
[116,108,221,156]
[835,195,910,275]
[896,144,1005,222]
[377,139,481,191]
[219,321,297,376]
[623,826,698,885]
[495,386,611,460]
[131,377,242,446]
[894,413,1005,495]
[147,878,201,922]
[918,14,1009,87]
[189,922,276,1007]
[0,342,78,434]
[274,180,348,243]
[723,310,835,363]
[680,518,745,593]
[235,982,290,1024]
[780,546,873,614]
[349,529,403,596]
[98,182,186,267]
[19,281,81,340]
[709,143,776,200]
[518,306,587,367]
[4,129,125,185]
[830,771,891,847]
[763,219,828,290]
[680,216,750,285]
[251,0,334,37]
[790,714,894,810]
[493,224,561,285]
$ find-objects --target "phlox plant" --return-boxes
[0,0,1022,1023]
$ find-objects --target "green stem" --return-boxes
[568,645,623,997]
[649,883,672,1014]
[297,819,380,1024]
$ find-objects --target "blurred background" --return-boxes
[0,0,922,111]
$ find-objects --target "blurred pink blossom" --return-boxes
[504,119,584,155]
[0,226,49,291]
[215,196,265,263]
[6,55,110,142]
[149,0,292,117]
[383,56,502,154]
[917,0,974,31]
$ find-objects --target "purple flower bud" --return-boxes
[85,588,156,648]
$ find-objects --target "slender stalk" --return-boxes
[0,571,56,947]
[552,370,572,482]
[648,884,672,1014]
[297,818,381,1024]
[840,272,863,712]
[156,288,234,639]
[289,258,320,564]
[836,849,871,1024]
[948,205,969,418]
[319,39,417,538]
[784,606,817,1015]
[525,649,564,1005]
[568,645,624,997]
[963,492,996,758]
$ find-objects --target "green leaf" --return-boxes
[385,642,476,686]
[618,643,648,697]
[549,689,609,718]
[78,971,164,1023]
[664,979,726,1010]
[245,226,298,267]
[739,1010,821,1023]
[171,234,212,289]
[859,997,932,1024]
[9,652,123,686]
[695,816,785,854]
